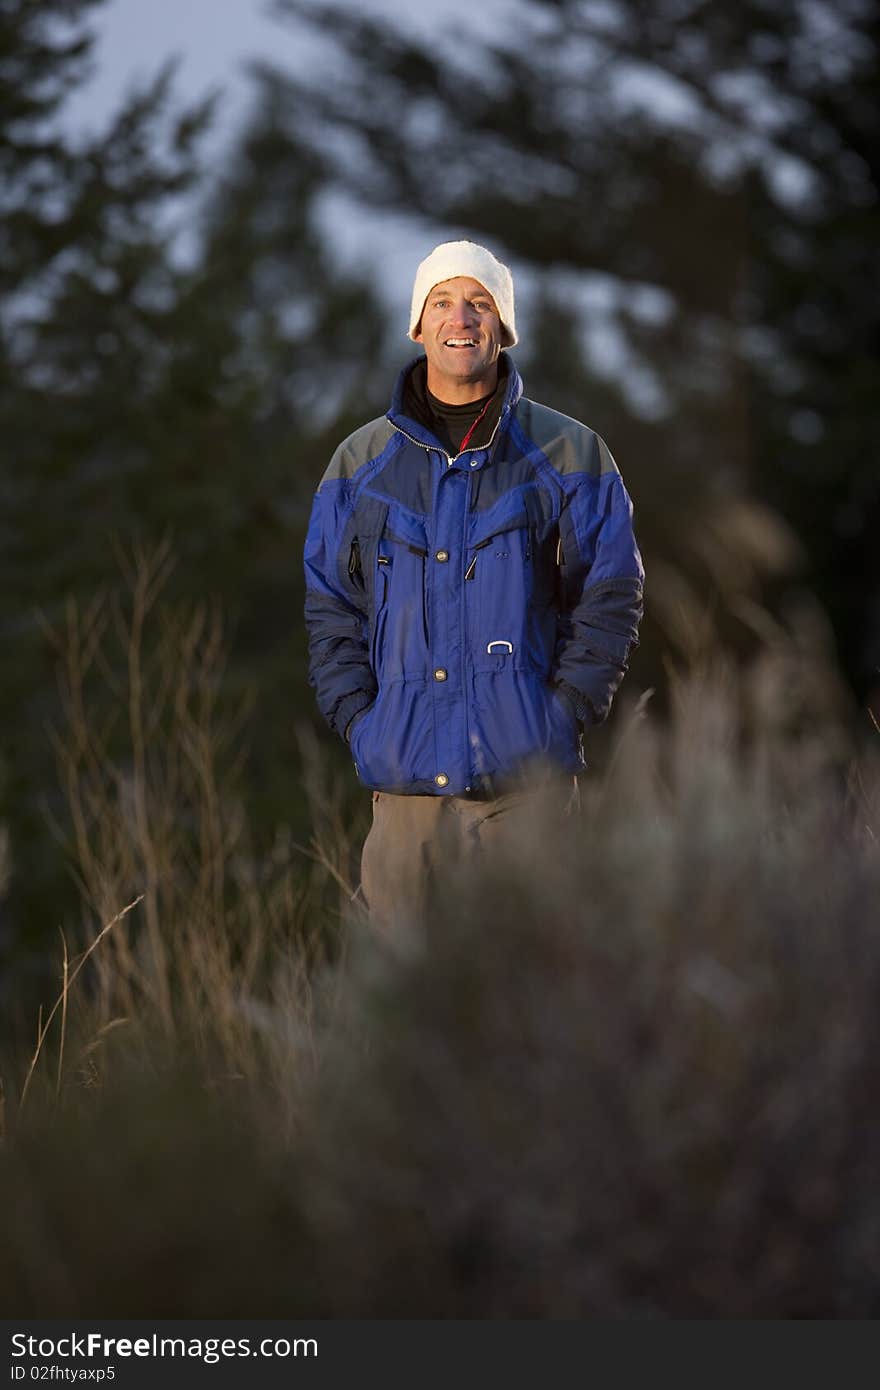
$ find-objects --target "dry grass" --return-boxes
[11,542,366,1128]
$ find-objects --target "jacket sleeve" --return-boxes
[303,480,377,741]
[552,447,644,726]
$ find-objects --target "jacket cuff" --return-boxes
[336,689,375,743]
[553,678,594,728]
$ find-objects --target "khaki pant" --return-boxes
[360,778,579,935]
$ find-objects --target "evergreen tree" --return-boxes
[1,0,213,957]
[157,70,390,833]
[0,2,386,980]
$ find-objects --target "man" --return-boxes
[304,240,644,930]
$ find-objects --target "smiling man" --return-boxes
[304,240,644,932]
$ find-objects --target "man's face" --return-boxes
[414,276,503,403]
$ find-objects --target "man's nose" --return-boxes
[448,301,476,326]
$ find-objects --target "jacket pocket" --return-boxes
[384,535,429,646]
[468,516,534,672]
[370,559,390,679]
[352,678,433,790]
[469,670,583,780]
[375,509,430,678]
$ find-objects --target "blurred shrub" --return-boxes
[303,674,880,1317]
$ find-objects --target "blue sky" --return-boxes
[64,0,515,149]
[62,0,521,322]
[66,0,314,146]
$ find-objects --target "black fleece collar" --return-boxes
[402,355,510,455]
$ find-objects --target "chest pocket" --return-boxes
[362,500,430,682]
[466,486,558,671]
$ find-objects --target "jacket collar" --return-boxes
[386,351,523,453]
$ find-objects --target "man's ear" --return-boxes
[413,323,423,343]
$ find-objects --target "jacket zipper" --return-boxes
[464,535,493,581]
[388,409,511,790]
[389,407,508,468]
[461,471,472,783]
[389,422,452,466]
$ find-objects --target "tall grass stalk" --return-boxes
[18,895,143,1115]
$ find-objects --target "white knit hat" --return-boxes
[408,240,517,346]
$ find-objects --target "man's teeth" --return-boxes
[445,338,477,346]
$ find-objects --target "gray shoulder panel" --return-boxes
[321,415,396,484]
[518,398,619,479]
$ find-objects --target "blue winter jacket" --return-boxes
[304,354,644,795]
